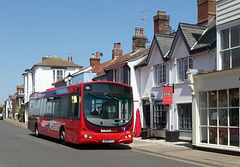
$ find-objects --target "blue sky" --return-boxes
[0,0,197,104]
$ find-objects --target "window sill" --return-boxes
[178,129,192,132]
[175,81,188,85]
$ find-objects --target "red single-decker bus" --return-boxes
[28,81,133,144]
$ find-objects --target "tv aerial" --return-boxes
[139,9,147,32]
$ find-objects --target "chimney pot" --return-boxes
[117,42,121,49]
[90,52,100,67]
[135,27,139,35]
[157,10,161,14]
[132,27,147,52]
[140,28,144,35]
[114,43,117,49]
[112,42,123,59]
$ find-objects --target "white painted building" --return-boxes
[23,56,82,123]
[190,0,240,153]
[134,1,217,141]
[4,97,12,119]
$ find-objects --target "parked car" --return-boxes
[0,113,3,120]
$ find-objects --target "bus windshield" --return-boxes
[83,83,133,127]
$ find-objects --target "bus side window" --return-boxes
[40,98,47,117]
[29,100,35,117]
[60,96,69,119]
[53,97,60,118]
[45,97,53,117]
[71,95,80,120]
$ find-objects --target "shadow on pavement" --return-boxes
[175,143,192,149]
[29,133,131,150]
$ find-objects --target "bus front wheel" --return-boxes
[60,130,66,145]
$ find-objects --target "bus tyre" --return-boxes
[35,124,39,137]
[60,130,66,145]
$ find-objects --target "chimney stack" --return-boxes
[42,56,50,61]
[112,43,123,59]
[153,10,170,34]
[90,52,100,67]
[197,0,216,25]
[132,27,147,52]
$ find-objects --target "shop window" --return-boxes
[143,100,150,128]
[200,127,207,143]
[178,104,192,130]
[153,104,167,129]
[199,88,239,147]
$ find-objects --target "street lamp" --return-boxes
[67,73,72,86]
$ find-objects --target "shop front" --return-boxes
[191,68,240,152]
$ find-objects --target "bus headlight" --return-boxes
[89,135,93,139]
[84,134,88,138]
[125,135,128,138]
[128,134,132,138]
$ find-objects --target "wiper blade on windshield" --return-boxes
[104,93,120,101]
[88,93,108,100]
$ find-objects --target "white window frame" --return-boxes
[198,88,240,147]
[178,103,192,130]
[53,69,65,82]
[220,24,240,70]
[178,57,193,82]
[153,104,167,129]
[153,64,166,86]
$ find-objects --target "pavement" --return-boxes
[4,118,240,167]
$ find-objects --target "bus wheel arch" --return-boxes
[60,126,66,145]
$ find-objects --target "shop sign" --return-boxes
[163,86,173,104]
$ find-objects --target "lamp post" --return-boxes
[67,73,72,86]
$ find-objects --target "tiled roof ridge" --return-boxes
[34,56,82,68]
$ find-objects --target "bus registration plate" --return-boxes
[102,140,114,143]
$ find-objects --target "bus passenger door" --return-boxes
[66,95,81,143]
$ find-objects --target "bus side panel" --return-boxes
[65,120,80,144]
[28,116,36,132]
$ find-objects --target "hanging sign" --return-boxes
[163,86,173,104]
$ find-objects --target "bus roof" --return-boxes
[29,81,131,100]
